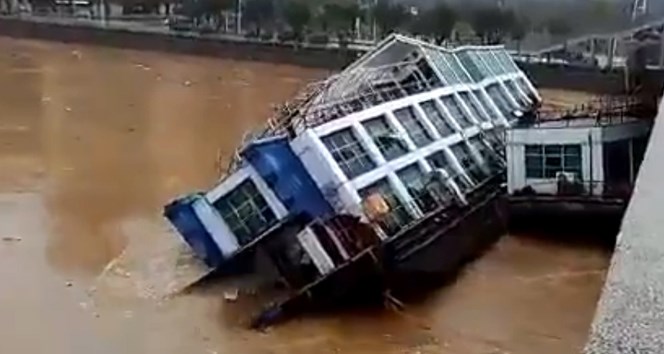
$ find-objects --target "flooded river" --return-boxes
[0,36,610,354]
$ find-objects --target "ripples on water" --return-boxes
[0,36,610,354]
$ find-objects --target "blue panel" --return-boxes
[242,137,333,220]
[163,195,224,268]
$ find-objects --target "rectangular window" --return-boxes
[363,116,409,161]
[440,95,474,128]
[487,84,512,117]
[394,107,433,148]
[495,50,519,73]
[525,144,582,179]
[424,49,471,85]
[213,179,277,246]
[478,51,499,76]
[469,136,501,173]
[423,48,457,85]
[322,128,376,179]
[397,164,438,213]
[457,51,484,82]
[516,78,534,99]
[459,91,489,122]
[420,100,454,137]
[498,84,519,109]
[475,91,500,121]
[359,179,412,236]
[427,150,472,190]
[451,142,486,183]
[505,80,529,107]
[445,52,472,83]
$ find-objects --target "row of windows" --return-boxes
[423,48,472,86]
[525,144,582,179]
[420,47,519,85]
[468,50,520,80]
[486,83,516,117]
[211,140,491,243]
[358,141,488,236]
[322,90,501,179]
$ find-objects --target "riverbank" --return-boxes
[2,15,664,94]
[0,15,363,69]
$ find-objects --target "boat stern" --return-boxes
[163,194,225,269]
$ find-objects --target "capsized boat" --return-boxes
[163,34,541,325]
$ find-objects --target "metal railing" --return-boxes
[223,59,443,175]
[530,95,644,128]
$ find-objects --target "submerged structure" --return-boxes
[164,34,540,324]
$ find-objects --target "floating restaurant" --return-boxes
[164,34,545,325]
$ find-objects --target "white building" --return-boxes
[507,115,651,198]
[166,34,540,268]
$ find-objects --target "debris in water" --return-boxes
[2,236,22,242]
[41,96,51,103]
[65,281,73,287]
[183,80,192,87]
[134,63,151,71]
[71,50,82,59]
[123,310,133,319]
[92,222,212,302]
[64,106,72,112]
[223,289,239,302]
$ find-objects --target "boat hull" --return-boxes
[385,191,507,292]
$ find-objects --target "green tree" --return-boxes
[507,14,529,53]
[320,2,360,36]
[181,0,234,27]
[409,3,457,44]
[546,16,572,38]
[284,0,311,40]
[468,6,517,44]
[372,0,408,37]
[451,21,476,43]
[243,0,275,35]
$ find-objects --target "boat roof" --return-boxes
[224,34,521,174]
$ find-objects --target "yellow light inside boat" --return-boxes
[363,193,391,220]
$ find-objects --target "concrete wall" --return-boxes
[584,96,664,354]
[0,17,359,69]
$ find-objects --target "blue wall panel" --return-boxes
[163,195,224,268]
[242,137,333,220]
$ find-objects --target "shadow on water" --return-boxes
[507,209,622,251]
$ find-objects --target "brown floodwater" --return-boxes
[0,36,611,354]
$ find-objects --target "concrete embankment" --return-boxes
[0,16,360,69]
[584,97,664,353]
[2,16,664,94]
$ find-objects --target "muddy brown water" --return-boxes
[0,36,610,354]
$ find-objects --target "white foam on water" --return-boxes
[92,218,212,303]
